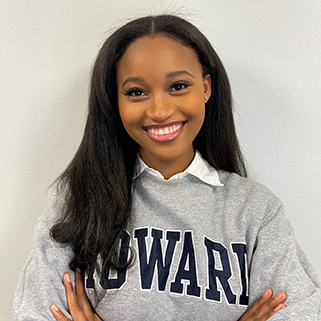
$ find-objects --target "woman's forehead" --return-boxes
[116,36,203,85]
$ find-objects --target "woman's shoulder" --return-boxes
[216,169,283,212]
[217,169,271,190]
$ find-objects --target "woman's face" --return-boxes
[116,35,211,177]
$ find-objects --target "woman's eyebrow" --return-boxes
[165,70,195,79]
[122,76,144,88]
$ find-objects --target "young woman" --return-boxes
[13,15,320,321]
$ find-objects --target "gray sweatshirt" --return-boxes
[13,152,321,320]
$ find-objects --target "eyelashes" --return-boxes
[122,79,193,97]
[170,80,193,92]
[124,88,146,97]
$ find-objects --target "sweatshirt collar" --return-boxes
[133,150,224,187]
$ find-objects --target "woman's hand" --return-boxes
[50,269,102,321]
[238,289,286,321]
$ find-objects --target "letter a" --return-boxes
[170,231,201,297]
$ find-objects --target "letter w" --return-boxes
[134,228,180,291]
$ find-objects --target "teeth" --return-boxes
[147,123,183,136]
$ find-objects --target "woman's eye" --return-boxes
[126,89,145,97]
[171,82,191,92]
[172,83,186,91]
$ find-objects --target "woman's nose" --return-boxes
[145,93,175,122]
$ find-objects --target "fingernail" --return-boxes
[274,292,284,301]
[274,303,285,312]
[51,304,59,312]
[65,273,71,283]
[263,288,271,298]
[76,267,81,274]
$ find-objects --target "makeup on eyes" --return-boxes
[122,78,194,98]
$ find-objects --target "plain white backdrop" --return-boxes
[1,1,320,319]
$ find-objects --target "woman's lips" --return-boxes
[142,121,186,142]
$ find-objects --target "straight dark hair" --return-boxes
[50,14,247,274]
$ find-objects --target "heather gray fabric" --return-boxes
[13,158,321,320]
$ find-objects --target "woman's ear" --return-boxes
[203,74,211,102]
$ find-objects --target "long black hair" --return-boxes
[50,14,247,273]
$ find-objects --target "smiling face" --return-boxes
[116,35,211,178]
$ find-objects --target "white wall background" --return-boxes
[1,0,320,319]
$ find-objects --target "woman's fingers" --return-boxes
[267,291,286,313]
[50,304,71,321]
[239,289,272,320]
[239,289,286,320]
[262,291,286,318]
[246,288,273,314]
[74,268,94,317]
[54,273,286,321]
[62,272,87,321]
[51,271,102,321]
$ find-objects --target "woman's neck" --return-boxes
[139,147,195,180]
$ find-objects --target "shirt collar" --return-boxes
[133,150,224,187]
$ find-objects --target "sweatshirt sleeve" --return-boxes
[13,188,74,321]
[248,201,321,320]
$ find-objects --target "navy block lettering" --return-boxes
[99,231,130,290]
[170,231,201,297]
[134,228,180,291]
[232,243,249,305]
[204,237,237,304]
[85,264,95,289]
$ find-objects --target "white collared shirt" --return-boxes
[133,150,224,187]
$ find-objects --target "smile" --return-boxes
[143,121,186,142]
